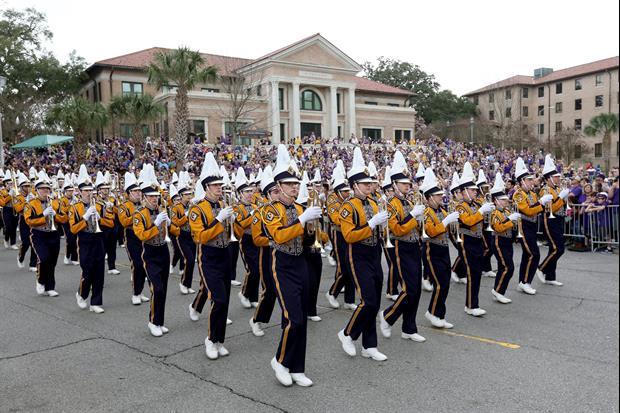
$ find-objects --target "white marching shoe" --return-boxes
[16,255,24,269]
[131,295,142,305]
[338,330,356,356]
[179,284,189,295]
[76,292,87,309]
[424,311,444,328]
[327,256,337,267]
[483,270,497,278]
[290,373,313,387]
[29,267,37,272]
[216,343,230,357]
[107,269,120,275]
[536,269,547,284]
[231,280,242,287]
[271,357,292,387]
[226,318,233,325]
[518,282,537,295]
[169,265,175,275]
[140,294,150,302]
[10,244,18,250]
[148,323,162,337]
[422,279,433,292]
[249,318,264,337]
[386,294,399,301]
[441,319,454,329]
[46,290,59,297]
[89,305,104,314]
[238,291,251,308]
[63,256,71,265]
[35,282,45,296]
[325,292,340,309]
[251,301,258,308]
[547,280,563,286]
[3,240,8,248]
[451,272,460,283]
[187,288,196,294]
[465,307,487,317]
[379,311,392,338]
[491,289,512,304]
[188,303,199,321]
[204,338,219,360]
[361,347,388,361]
[401,332,426,342]
[343,303,358,311]
[308,315,322,322]
[71,261,79,266]
[160,326,169,334]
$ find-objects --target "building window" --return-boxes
[505,107,512,118]
[394,129,412,143]
[162,84,178,94]
[225,121,250,145]
[555,83,563,94]
[122,82,143,97]
[538,124,545,135]
[280,123,286,142]
[489,110,495,120]
[202,88,220,93]
[473,95,479,105]
[555,102,563,113]
[595,95,604,107]
[278,88,284,110]
[538,105,545,116]
[522,88,529,98]
[190,120,205,136]
[489,92,494,103]
[555,121,563,132]
[575,99,582,110]
[594,143,603,158]
[336,93,341,113]
[119,123,148,138]
[505,90,512,100]
[362,128,382,142]
[575,78,582,90]
[364,101,378,105]
[595,74,603,86]
[300,90,322,111]
[522,106,529,117]
[97,82,102,102]
[256,85,262,96]
[538,87,544,98]
[574,145,582,159]
[387,103,400,107]
[574,119,582,130]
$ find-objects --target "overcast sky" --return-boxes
[3,0,619,95]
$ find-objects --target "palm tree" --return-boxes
[46,97,108,164]
[584,113,619,173]
[147,47,217,168]
[108,94,164,160]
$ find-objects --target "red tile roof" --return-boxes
[464,56,619,96]
[352,76,413,96]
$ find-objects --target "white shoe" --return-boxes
[189,303,199,321]
[343,303,357,311]
[465,307,487,317]
[10,244,18,250]
[140,294,150,302]
[536,270,546,284]
[119,244,125,248]
[327,256,337,267]
[76,292,87,309]
[107,269,120,275]
[483,270,497,278]
[231,280,242,287]
[460,277,468,285]
[325,292,340,309]
[338,330,356,356]
[89,305,104,314]
[46,290,59,297]
[35,282,45,296]
[249,318,265,337]
[379,311,392,338]
[179,284,189,295]
[271,357,292,387]
[178,268,184,276]
[422,279,433,292]
[547,280,563,286]
[451,272,460,283]
[29,267,37,272]
[71,261,79,266]
[238,291,251,308]
[424,311,444,328]
[169,265,175,275]
[131,295,141,305]
[518,282,537,295]
[3,240,8,248]
[321,251,327,258]
[441,320,454,329]
[226,318,233,325]
[63,256,71,265]
[160,326,169,334]
[148,323,162,337]
[290,373,313,387]
[251,302,258,308]
[188,288,196,294]
[216,343,230,357]
[386,294,399,301]
[491,289,512,304]
[401,332,426,342]
[204,338,219,360]
[16,256,24,269]
[361,347,388,361]
[308,315,322,322]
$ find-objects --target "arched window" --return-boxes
[300,89,322,111]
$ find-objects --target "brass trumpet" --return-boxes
[223,191,239,242]
[90,194,103,233]
[484,193,494,231]
[307,189,325,253]
[378,197,394,248]
[159,196,171,243]
[511,200,524,239]
[541,185,556,219]
[410,190,429,240]
[448,199,462,242]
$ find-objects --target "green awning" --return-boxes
[11,135,74,149]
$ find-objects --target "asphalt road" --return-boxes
[0,240,618,413]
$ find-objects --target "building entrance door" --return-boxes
[300,122,322,140]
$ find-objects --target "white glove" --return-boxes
[83,205,97,220]
[540,194,554,205]
[368,211,389,230]
[26,193,34,202]
[508,212,521,222]
[105,201,113,209]
[441,211,460,227]
[479,202,495,214]
[9,188,16,197]
[184,209,189,217]
[154,211,169,227]
[298,206,322,226]
[215,207,234,223]
[410,204,425,219]
[43,206,55,217]
[559,188,570,200]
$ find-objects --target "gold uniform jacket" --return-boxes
[188,199,228,247]
[24,198,65,230]
[339,197,379,246]
[513,188,543,223]
[69,201,109,234]
[388,196,420,242]
[262,201,305,255]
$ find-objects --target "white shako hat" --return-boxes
[414,163,426,181]
[62,174,74,191]
[368,161,378,183]
[139,164,160,196]
[17,171,30,187]
[449,172,461,193]
[332,160,350,192]
[234,167,251,192]
[220,165,231,188]
[515,157,533,181]
[390,150,412,184]
[347,147,373,184]
[169,183,179,199]
[56,170,65,181]
[253,168,263,185]
[199,152,224,187]
[76,164,93,190]
[171,172,179,185]
[420,167,443,197]
[460,161,478,190]
[124,172,138,192]
[296,179,309,204]
[191,179,205,204]
[273,144,300,183]
[310,169,322,184]
[34,170,52,189]
[490,172,508,200]
[94,171,109,189]
[177,171,194,195]
[476,169,488,187]
[542,154,561,178]
[29,166,37,180]
[2,170,11,182]
[381,166,392,191]
[260,165,276,195]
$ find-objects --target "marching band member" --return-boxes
[188,153,234,359]
[169,173,184,276]
[171,172,197,295]
[513,157,553,295]
[325,160,356,310]
[477,170,497,278]
[263,145,320,387]
[449,172,468,284]
[456,162,495,317]
[416,163,433,293]
[15,171,37,271]
[490,172,521,304]
[537,155,569,287]
[337,147,389,362]
[421,167,459,329]
[1,171,19,249]
[70,165,108,314]
[95,172,120,276]
[133,165,171,337]
[379,151,427,343]
[381,166,399,301]
[222,166,242,288]
[60,177,79,265]
[24,171,64,297]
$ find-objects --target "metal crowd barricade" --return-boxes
[588,205,619,252]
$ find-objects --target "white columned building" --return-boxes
[329,86,338,139]
[291,82,301,139]
[270,80,280,144]
[347,87,356,142]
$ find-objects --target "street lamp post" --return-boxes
[470,116,475,145]
[0,75,6,169]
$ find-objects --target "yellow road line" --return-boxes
[423,327,521,349]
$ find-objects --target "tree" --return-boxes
[147,47,217,168]
[108,94,164,160]
[46,97,108,164]
[424,90,476,124]
[584,113,619,173]
[552,127,587,166]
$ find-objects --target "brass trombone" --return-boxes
[511,200,524,239]
[307,189,326,253]
[90,193,103,233]
[409,190,429,240]
[159,196,171,243]
[541,185,556,219]
[223,191,239,242]
[484,193,494,231]
[448,199,462,242]
[378,197,394,248]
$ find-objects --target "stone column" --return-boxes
[347,87,356,142]
[292,82,301,140]
[329,86,338,139]
[270,81,280,144]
